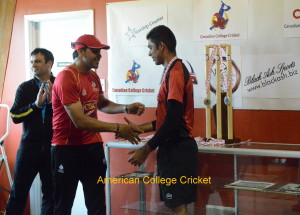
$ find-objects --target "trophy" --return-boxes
[204,44,241,144]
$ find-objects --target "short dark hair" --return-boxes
[31,48,54,67]
[146,25,176,53]
[72,48,87,59]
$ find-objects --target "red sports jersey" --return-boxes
[156,61,194,136]
[52,66,103,145]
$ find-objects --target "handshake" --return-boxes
[115,117,143,145]
[114,102,146,145]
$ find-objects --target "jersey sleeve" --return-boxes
[167,64,185,103]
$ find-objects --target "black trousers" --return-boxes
[51,142,107,215]
[6,144,54,215]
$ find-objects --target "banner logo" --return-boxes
[126,61,140,83]
[125,27,136,42]
[210,56,241,93]
[210,1,231,30]
[125,16,164,42]
[293,9,300,19]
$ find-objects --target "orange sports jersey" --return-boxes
[156,60,194,136]
[52,66,103,145]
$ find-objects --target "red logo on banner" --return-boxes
[293,9,300,19]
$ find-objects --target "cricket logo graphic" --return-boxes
[210,1,231,30]
[125,60,140,83]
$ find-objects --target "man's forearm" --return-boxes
[100,103,126,114]
[71,114,119,132]
[147,100,183,150]
[139,121,155,133]
[97,97,126,114]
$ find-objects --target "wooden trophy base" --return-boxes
[224,138,241,145]
[212,92,241,145]
[210,134,241,145]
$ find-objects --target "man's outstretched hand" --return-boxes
[128,144,152,166]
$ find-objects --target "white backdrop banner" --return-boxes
[107,3,167,107]
[193,0,248,41]
[106,1,242,108]
[107,0,300,110]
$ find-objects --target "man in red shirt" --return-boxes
[127,25,198,215]
[52,34,145,215]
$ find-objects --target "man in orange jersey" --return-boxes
[128,26,198,215]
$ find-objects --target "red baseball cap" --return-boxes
[71,34,110,50]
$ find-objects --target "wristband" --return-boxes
[123,105,128,114]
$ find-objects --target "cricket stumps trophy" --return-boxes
[204,44,241,144]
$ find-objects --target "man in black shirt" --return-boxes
[6,48,55,215]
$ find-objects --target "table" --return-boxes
[105,141,300,215]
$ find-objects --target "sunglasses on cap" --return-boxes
[71,42,101,55]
